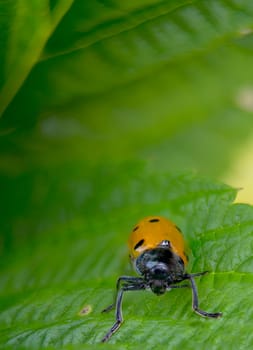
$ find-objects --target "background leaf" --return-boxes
[1,0,253,199]
[0,0,74,117]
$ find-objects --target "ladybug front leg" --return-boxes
[102,276,144,313]
[187,274,222,318]
[101,287,124,342]
[101,276,145,342]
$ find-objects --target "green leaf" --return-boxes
[1,165,253,349]
[0,0,74,117]
[1,0,253,180]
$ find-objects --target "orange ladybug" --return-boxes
[101,216,222,342]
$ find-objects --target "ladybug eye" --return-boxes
[134,239,145,250]
[149,218,160,223]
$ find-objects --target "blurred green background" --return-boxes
[1,1,253,348]
[1,0,253,252]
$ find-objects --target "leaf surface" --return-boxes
[1,166,253,349]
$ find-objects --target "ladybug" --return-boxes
[101,216,222,342]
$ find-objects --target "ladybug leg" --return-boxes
[169,283,189,289]
[101,287,124,342]
[101,303,114,313]
[101,277,122,314]
[101,277,145,342]
[186,274,222,318]
[102,276,144,313]
[189,271,209,278]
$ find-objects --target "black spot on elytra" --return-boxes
[133,226,139,232]
[134,239,145,250]
[149,218,160,223]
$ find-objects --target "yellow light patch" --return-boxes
[78,304,92,316]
